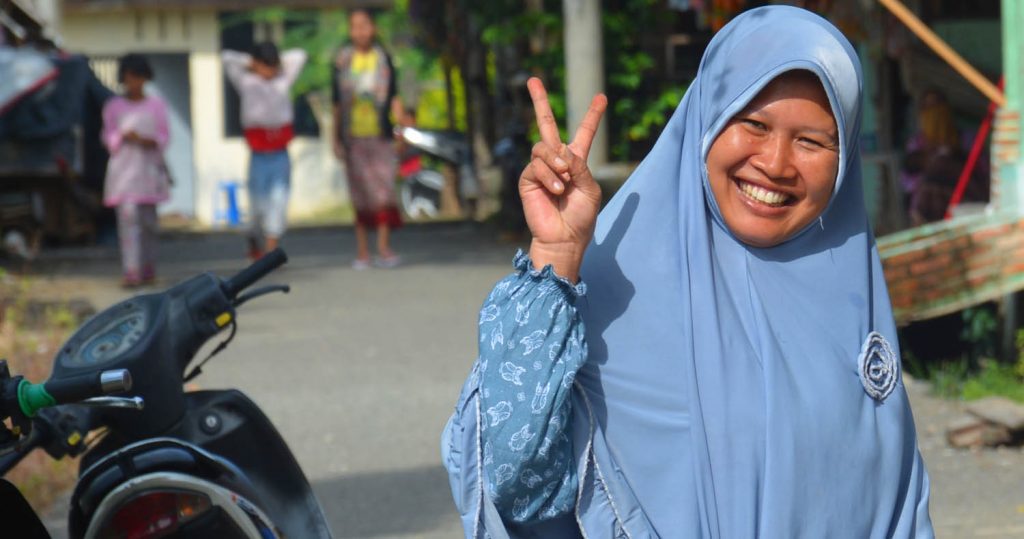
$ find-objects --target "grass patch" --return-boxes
[0,268,84,512]
[920,358,1024,404]
[901,305,1024,404]
[962,361,1024,403]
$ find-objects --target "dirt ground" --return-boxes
[906,376,1024,538]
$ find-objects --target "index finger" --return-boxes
[527,77,562,148]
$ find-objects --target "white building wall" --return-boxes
[62,9,349,227]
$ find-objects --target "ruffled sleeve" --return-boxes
[477,250,588,523]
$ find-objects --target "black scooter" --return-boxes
[0,249,333,538]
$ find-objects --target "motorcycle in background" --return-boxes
[395,125,480,220]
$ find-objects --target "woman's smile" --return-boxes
[734,177,794,210]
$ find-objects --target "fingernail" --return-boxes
[554,157,567,169]
[553,180,563,192]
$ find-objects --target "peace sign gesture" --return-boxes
[521,78,607,282]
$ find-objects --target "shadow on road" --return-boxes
[313,464,458,537]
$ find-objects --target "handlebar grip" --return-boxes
[222,248,288,298]
[19,369,134,417]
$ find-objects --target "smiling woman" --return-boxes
[706,69,840,247]
[443,5,934,538]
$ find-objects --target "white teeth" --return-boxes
[738,181,789,206]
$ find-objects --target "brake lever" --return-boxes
[78,396,145,411]
[234,284,290,307]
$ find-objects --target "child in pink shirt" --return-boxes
[101,54,171,287]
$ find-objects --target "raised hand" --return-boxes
[521,78,607,282]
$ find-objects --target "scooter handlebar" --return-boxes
[222,248,288,299]
[19,369,133,418]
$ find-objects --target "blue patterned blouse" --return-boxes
[477,250,588,524]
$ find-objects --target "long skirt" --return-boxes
[345,137,402,228]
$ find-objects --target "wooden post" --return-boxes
[878,0,1005,107]
[998,0,1021,362]
[995,0,1023,213]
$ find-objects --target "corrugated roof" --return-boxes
[64,0,392,12]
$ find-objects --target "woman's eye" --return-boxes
[741,118,767,131]
[799,137,824,148]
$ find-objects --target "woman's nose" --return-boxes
[750,136,797,180]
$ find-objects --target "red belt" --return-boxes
[244,124,294,152]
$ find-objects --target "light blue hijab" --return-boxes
[575,6,932,537]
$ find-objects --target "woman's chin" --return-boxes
[734,230,784,248]
[724,215,793,248]
[721,200,820,248]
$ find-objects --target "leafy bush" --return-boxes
[961,360,1024,403]
[901,303,1024,403]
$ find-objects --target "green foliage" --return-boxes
[961,305,999,365]
[904,305,1024,403]
[477,6,566,140]
[282,12,347,98]
[602,0,685,160]
[412,61,468,131]
[923,357,971,400]
[615,85,688,157]
[911,356,1024,404]
[961,360,1024,403]
[480,11,561,47]
[1016,329,1024,379]
[470,0,686,156]
[45,306,78,331]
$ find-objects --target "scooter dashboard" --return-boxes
[60,304,150,369]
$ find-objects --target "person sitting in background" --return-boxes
[101,53,170,288]
[222,42,307,261]
[901,89,988,225]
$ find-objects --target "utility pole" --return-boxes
[562,0,608,166]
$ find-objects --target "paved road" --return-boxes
[20,223,1024,538]
[32,223,514,538]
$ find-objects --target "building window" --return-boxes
[218,12,319,138]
